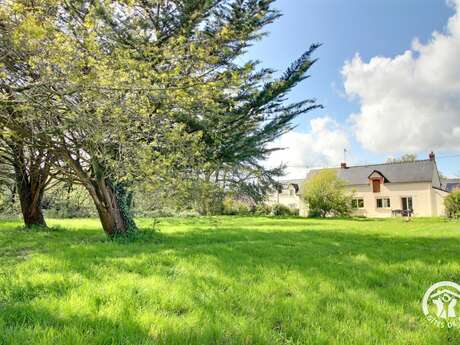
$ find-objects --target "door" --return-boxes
[401,197,413,211]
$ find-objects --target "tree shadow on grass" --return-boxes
[1,303,152,345]
[32,225,460,309]
[28,223,460,276]
[2,221,460,344]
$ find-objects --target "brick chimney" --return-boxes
[340,162,348,169]
[429,151,435,161]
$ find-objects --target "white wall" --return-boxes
[267,181,447,218]
[266,185,302,210]
[348,182,437,217]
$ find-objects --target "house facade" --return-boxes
[266,179,304,212]
[268,153,449,218]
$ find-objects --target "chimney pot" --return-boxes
[429,151,435,161]
[341,162,347,169]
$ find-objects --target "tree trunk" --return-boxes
[18,184,47,228]
[84,176,137,238]
[11,144,48,228]
[14,162,47,228]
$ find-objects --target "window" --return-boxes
[376,198,391,208]
[352,198,364,209]
[401,197,413,211]
[372,179,381,193]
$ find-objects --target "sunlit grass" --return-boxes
[0,216,459,344]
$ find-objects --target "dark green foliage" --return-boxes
[271,203,296,216]
[182,44,322,206]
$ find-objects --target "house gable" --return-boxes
[368,170,389,183]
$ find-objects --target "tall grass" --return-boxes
[0,217,459,344]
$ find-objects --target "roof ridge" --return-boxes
[344,159,432,169]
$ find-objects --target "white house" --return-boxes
[268,152,449,217]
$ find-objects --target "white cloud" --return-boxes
[265,116,350,179]
[342,0,460,153]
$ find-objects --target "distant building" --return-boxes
[268,152,449,217]
[442,178,460,192]
[266,179,304,212]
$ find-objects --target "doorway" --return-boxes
[401,197,413,211]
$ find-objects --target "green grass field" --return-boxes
[0,216,459,344]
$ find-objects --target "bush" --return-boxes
[222,198,252,215]
[445,190,460,219]
[254,204,272,216]
[271,204,294,216]
[303,169,352,218]
[290,208,300,216]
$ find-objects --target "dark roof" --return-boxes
[368,170,389,182]
[279,179,305,186]
[306,160,441,187]
[442,178,460,192]
[278,179,305,193]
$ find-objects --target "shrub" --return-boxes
[445,190,460,219]
[254,204,272,215]
[222,197,252,215]
[271,204,294,216]
[290,208,300,216]
[303,169,352,218]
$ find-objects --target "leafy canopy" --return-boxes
[444,190,460,219]
[303,169,352,218]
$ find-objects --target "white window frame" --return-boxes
[376,197,391,209]
[401,196,413,211]
[352,198,365,209]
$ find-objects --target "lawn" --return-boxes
[0,216,459,345]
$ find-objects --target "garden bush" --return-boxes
[254,204,272,215]
[222,198,252,215]
[271,204,295,216]
[445,190,460,218]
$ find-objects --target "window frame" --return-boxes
[376,197,391,209]
[352,198,365,209]
[401,196,413,211]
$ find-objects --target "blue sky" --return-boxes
[248,0,460,178]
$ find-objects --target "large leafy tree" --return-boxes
[303,169,352,218]
[0,0,320,235]
[0,10,55,228]
[182,44,322,214]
